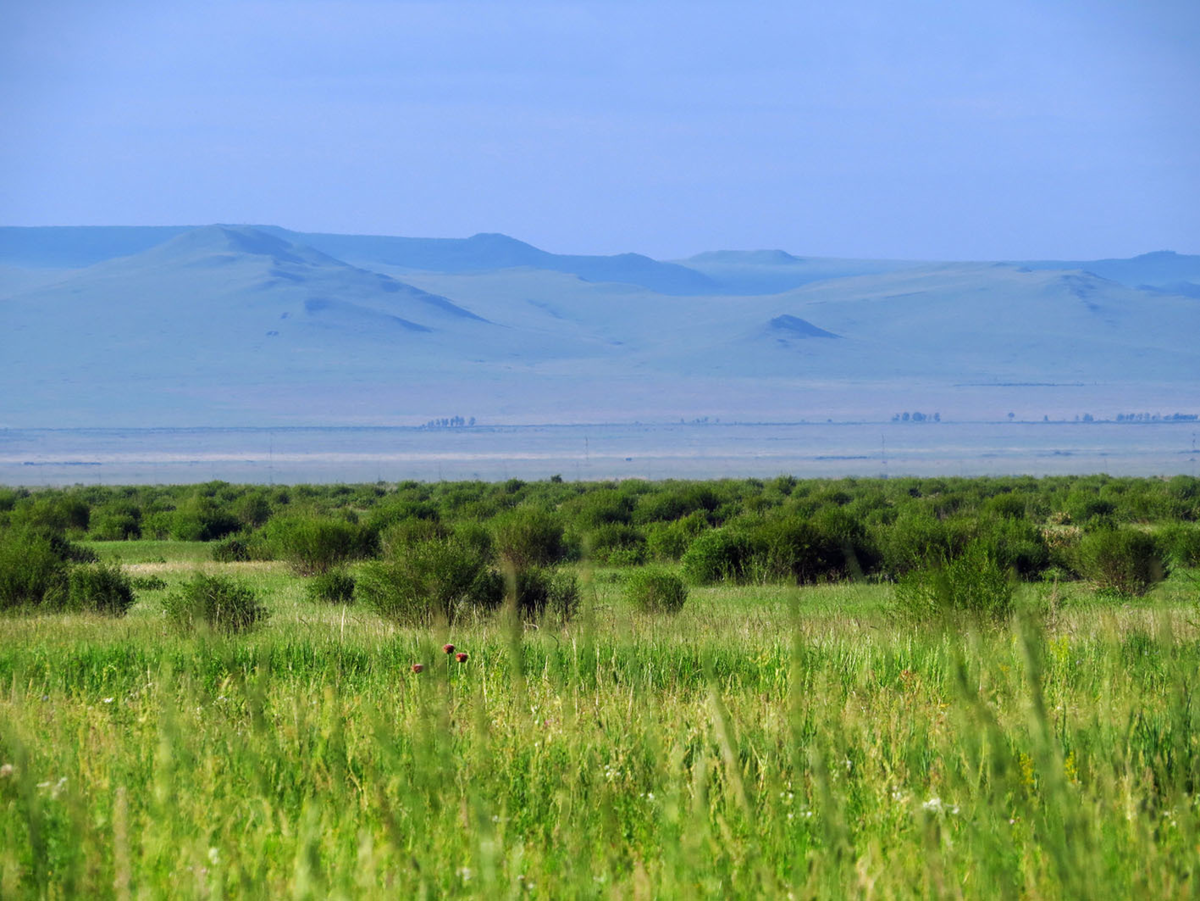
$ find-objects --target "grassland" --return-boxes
[2,536,1199,899]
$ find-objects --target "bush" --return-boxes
[306,569,356,604]
[89,512,141,541]
[1074,528,1168,597]
[586,523,647,566]
[645,511,710,561]
[211,534,273,563]
[0,528,71,610]
[491,507,565,568]
[745,511,872,584]
[875,513,974,577]
[267,516,373,574]
[67,562,136,616]
[1160,523,1200,567]
[212,537,251,563]
[979,517,1050,580]
[358,535,501,624]
[624,568,688,613]
[162,574,268,634]
[893,541,1014,622]
[169,496,241,542]
[510,566,580,621]
[130,575,167,591]
[681,527,754,584]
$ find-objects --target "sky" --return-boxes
[1,0,1198,260]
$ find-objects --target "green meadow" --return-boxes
[2,476,1200,897]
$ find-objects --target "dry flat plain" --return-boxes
[2,537,1200,899]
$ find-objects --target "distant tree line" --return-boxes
[1116,413,1198,423]
[422,416,475,429]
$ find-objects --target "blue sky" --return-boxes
[2,0,1197,259]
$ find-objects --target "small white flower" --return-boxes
[103,697,114,704]
[0,764,13,779]
[208,847,220,865]
[458,866,473,882]
[922,797,943,813]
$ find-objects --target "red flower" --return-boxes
[443,644,456,654]
[412,663,425,673]
[455,652,468,663]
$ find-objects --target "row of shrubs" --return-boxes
[163,563,689,636]
[3,474,1199,549]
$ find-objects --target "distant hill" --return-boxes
[678,249,928,294]
[1019,250,1200,296]
[0,225,192,268]
[0,224,717,295]
[260,228,720,296]
[0,224,1195,427]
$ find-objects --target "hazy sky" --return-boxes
[2,0,1197,259]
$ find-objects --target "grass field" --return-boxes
[2,540,1199,898]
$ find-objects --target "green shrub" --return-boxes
[893,541,1014,622]
[510,566,580,621]
[379,517,451,553]
[306,569,356,604]
[0,528,71,610]
[645,511,710,561]
[979,517,1051,580]
[162,574,268,634]
[211,534,273,563]
[1160,523,1200,567]
[624,568,688,613]
[1074,528,1168,597]
[89,511,141,541]
[130,575,167,592]
[358,535,501,624]
[681,527,753,584]
[491,507,565,568]
[586,523,647,565]
[745,510,872,584]
[632,486,720,525]
[67,562,136,615]
[366,499,440,535]
[212,537,251,562]
[267,516,373,574]
[231,491,273,529]
[875,512,975,577]
[169,496,241,542]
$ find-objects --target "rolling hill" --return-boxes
[0,225,1196,426]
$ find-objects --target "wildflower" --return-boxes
[458,866,473,882]
[208,847,220,865]
[103,697,114,704]
[0,764,13,779]
[443,644,455,654]
[412,663,425,673]
[456,652,468,662]
[922,797,943,813]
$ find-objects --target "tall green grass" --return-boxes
[1,566,1198,898]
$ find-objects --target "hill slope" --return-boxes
[0,225,1195,427]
